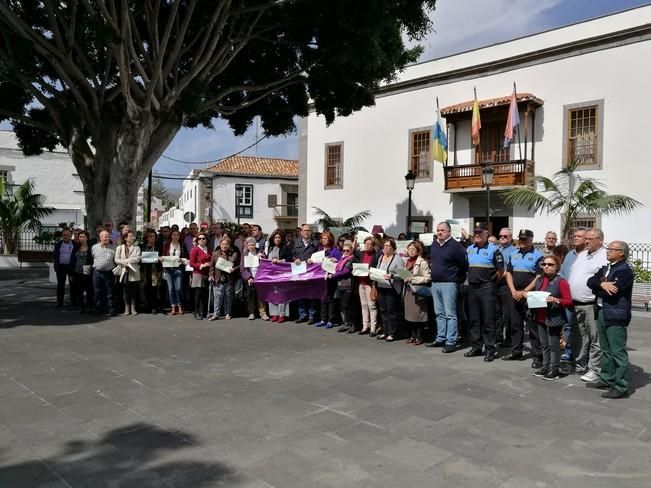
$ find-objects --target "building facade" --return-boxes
[0,130,86,228]
[300,6,651,242]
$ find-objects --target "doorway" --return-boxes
[473,216,509,238]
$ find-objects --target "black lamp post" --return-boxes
[405,170,416,238]
[481,163,494,234]
[235,186,243,225]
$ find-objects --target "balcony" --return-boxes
[273,204,299,219]
[444,159,535,192]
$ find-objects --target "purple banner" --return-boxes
[254,259,327,304]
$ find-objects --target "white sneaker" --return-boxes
[580,371,599,382]
[248,314,255,320]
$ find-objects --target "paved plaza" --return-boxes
[1,270,651,488]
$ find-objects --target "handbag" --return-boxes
[410,283,432,298]
[369,284,378,301]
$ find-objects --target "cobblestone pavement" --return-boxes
[1,272,650,487]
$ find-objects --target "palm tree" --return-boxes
[0,179,54,254]
[312,207,371,233]
[504,161,641,241]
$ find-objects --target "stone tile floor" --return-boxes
[1,273,650,487]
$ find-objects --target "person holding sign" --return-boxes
[240,236,269,321]
[313,231,342,328]
[266,229,294,322]
[326,240,356,333]
[189,233,212,319]
[72,230,94,314]
[402,241,431,345]
[355,236,380,335]
[524,255,572,380]
[208,236,240,321]
[293,224,320,324]
[161,229,188,316]
[140,230,161,314]
[374,238,405,342]
[115,230,142,316]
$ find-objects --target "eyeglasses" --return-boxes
[606,247,622,252]
[541,263,556,267]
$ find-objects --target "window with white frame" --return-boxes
[408,128,432,179]
[563,100,604,170]
[236,184,253,218]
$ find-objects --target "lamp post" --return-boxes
[404,170,416,238]
[481,163,494,234]
[235,186,243,225]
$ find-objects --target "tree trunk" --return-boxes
[72,116,182,235]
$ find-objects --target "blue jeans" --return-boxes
[212,281,233,317]
[93,269,114,314]
[431,282,458,345]
[165,268,184,306]
[562,308,575,360]
[298,299,317,320]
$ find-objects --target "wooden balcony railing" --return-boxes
[444,160,535,191]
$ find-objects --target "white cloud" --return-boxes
[410,0,563,61]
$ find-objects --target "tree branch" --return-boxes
[205,71,303,107]
[0,109,54,132]
[209,76,303,115]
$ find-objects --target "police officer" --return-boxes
[464,223,504,362]
[496,228,515,347]
[502,229,544,367]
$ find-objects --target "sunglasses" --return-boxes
[541,263,556,267]
[343,249,352,253]
[198,237,207,240]
[499,235,510,238]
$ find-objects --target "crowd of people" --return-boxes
[52,219,635,399]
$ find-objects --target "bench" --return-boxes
[17,250,54,266]
[632,282,651,311]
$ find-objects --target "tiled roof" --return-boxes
[440,93,543,115]
[205,156,299,178]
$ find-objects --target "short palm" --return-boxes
[504,161,641,240]
[312,207,371,233]
[0,180,54,254]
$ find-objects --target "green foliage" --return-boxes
[0,180,54,254]
[312,207,371,233]
[632,260,651,283]
[504,161,642,241]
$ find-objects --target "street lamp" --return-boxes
[235,186,243,225]
[482,163,494,234]
[404,170,416,238]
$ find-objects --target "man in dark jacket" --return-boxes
[586,240,634,399]
[53,228,78,307]
[293,224,319,323]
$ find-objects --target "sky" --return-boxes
[155,0,651,190]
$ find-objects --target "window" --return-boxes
[563,100,604,169]
[325,143,343,189]
[0,169,11,196]
[235,184,253,218]
[286,192,298,217]
[478,120,510,163]
[408,129,431,179]
[570,216,598,230]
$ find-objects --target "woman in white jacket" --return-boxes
[115,230,142,316]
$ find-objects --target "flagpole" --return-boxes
[514,82,523,161]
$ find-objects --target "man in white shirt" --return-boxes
[567,228,608,382]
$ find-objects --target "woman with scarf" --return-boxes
[356,236,380,336]
[114,230,142,316]
[265,230,293,323]
[240,236,269,321]
[328,240,356,333]
[161,229,188,316]
[189,232,212,320]
[312,230,343,329]
[524,254,573,380]
[402,241,431,345]
[208,236,240,321]
[140,229,161,314]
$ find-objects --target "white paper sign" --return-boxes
[244,255,260,268]
[447,219,463,241]
[321,259,336,274]
[369,267,389,285]
[352,263,369,277]
[395,240,411,254]
[141,251,159,264]
[291,262,307,275]
[355,231,373,246]
[162,256,180,268]
[215,257,234,273]
[310,250,325,264]
[410,222,426,234]
[526,291,551,309]
[419,233,435,246]
[82,265,92,275]
[395,267,413,280]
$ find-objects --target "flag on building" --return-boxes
[432,101,448,164]
[471,89,481,146]
[503,86,520,148]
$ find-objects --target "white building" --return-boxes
[0,130,86,228]
[300,6,651,242]
[206,156,299,233]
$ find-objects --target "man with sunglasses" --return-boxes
[502,229,544,366]
[585,241,634,398]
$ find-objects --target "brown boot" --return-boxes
[131,300,138,316]
[177,305,184,316]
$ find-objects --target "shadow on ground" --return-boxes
[0,423,242,487]
[630,363,651,392]
[0,300,111,329]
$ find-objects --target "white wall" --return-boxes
[211,176,298,233]
[0,131,86,228]
[304,12,651,243]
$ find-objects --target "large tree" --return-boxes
[0,0,437,228]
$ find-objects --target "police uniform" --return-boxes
[466,241,504,358]
[496,244,515,346]
[507,245,544,358]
